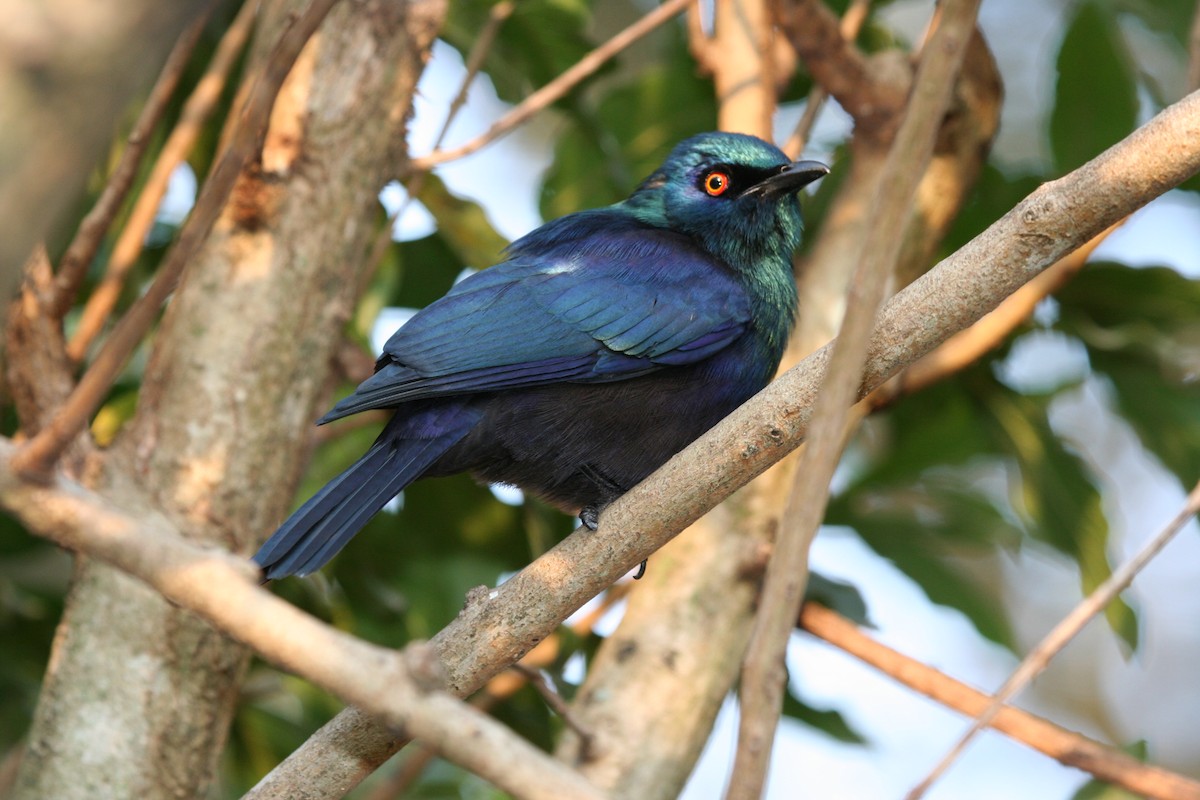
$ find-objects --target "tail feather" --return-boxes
[255,403,479,579]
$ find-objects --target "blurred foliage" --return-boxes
[3,0,1199,797]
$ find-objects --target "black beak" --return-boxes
[744,160,830,199]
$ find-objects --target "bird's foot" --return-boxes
[633,559,647,580]
[579,504,601,531]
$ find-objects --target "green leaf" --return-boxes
[781,676,867,744]
[979,385,1139,650]
[415,173,510,269]
[805,571,871,627]
[1050,1,1139,174]
[1056,263,1200,485]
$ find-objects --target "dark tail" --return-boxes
[254,402,479,580]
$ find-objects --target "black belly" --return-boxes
[425,359,759,512]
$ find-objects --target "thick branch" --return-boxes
[0,442,605,800]
[777,0,908,139]
[249,88,1200,799]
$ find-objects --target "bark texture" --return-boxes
[11,1,445,797]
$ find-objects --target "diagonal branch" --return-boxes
[409,0,691,170]
[0,440,606,800]
[246,87,1200,800]
[782,0,871,158]
[727,4,982,798]
[10,0,339,480]
[905,477,1200,800]
[65,0,259,362]
[799,604,1200,800]
[49,7,214,319]
[776,0,907,138]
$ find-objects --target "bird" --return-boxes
[254,132,828,580]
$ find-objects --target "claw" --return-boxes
[579,505,600,531]
[632,559,647,580]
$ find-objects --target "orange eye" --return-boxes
[704,171,730,196]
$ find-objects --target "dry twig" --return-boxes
[66,0,259,362]
[800,604,1200,800]
[11,0,336,479]
[49,9,214,319]
[905,478,1200,799]
[410,0,691,170]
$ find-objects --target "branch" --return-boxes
[10,0,338,479]
[0,0,211,315]
[867,218,1121,409]
[65,0,259,362]
[799,604,1200,800]
[905,478,1200,799]
[0,441,606,800]
[776,0,908,138]
[49,9,213,319]
[728,4,981,798]
[252,86,1200,800]
[781,0,871,158]
[409,0,691,170]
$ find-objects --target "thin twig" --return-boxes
[511,664,598,760]
[435,1,514,147]
[66,0,259,363]
[11,0,338,479]
[49,6,215,319]
[905,478,1200,800]
[410,0,691,170]
[726,3,981,799]
[782,0,871,158]
[799,604,1200,800]
[356,0,514,304]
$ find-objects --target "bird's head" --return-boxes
[626,132,828,272]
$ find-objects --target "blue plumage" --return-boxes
[255,132,828,579]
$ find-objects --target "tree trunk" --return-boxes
[11,2,445,797]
